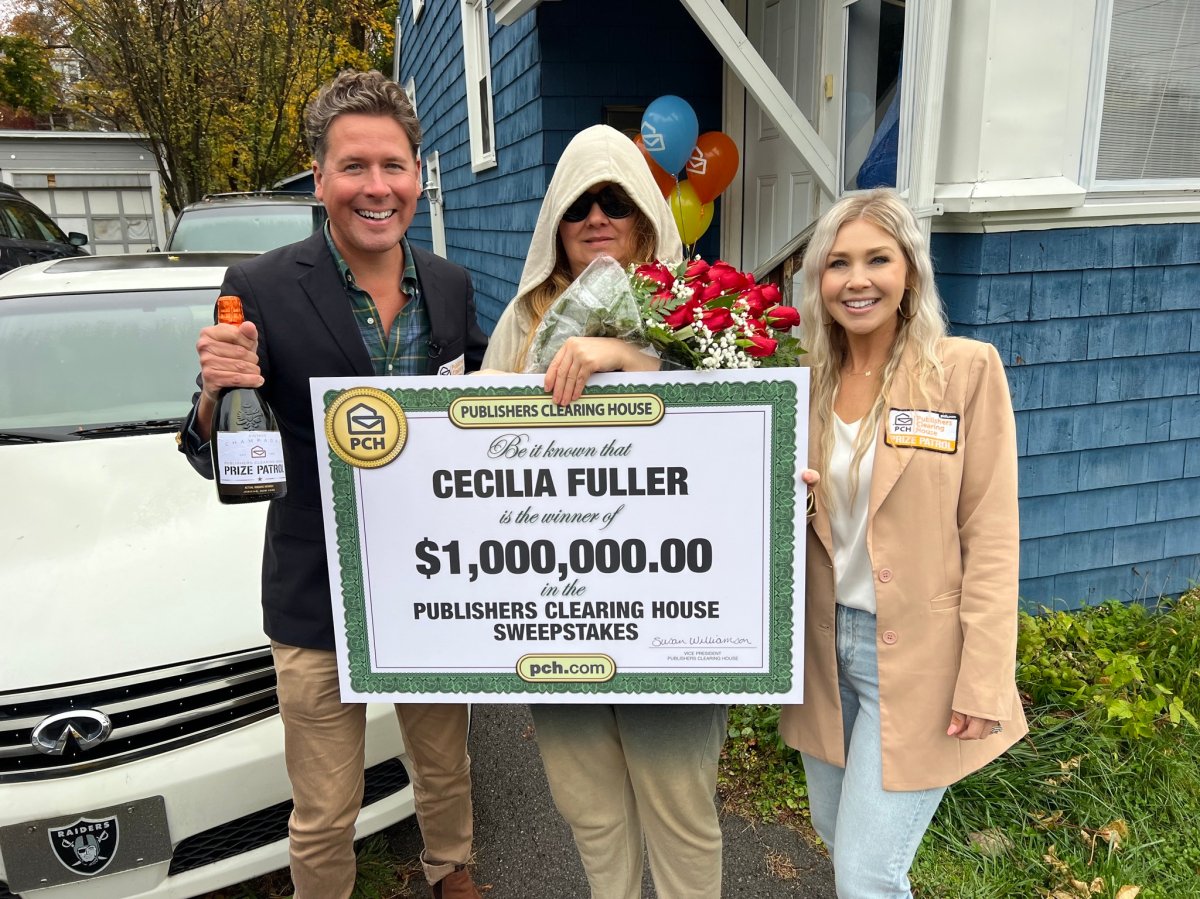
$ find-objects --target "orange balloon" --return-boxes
[685,131,740,204]
[668,180,714,245]
[634,134,678,198]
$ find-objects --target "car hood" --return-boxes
[1,434,269,691]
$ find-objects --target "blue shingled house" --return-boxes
[396,0,1200,609]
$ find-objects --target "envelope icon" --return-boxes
[346,402,385,435]
[641,124,665,152]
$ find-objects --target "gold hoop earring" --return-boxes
[899,291,917,320]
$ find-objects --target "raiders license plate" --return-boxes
[0,795,172,893]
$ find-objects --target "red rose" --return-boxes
[695,281,724,302]
[684,259,711,282]
[740,284,774,316]
[635,263,674,290]
[663,298,700,329]
[701,306,734,332]
[651,286,674,303]
[744,334,778,357]
[765,305,801,328]
[745,316,768,335]
[709,261,754,292]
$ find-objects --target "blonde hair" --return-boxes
[515,194,657,369]
[799,188,947,507]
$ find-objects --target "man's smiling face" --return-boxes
[314,113,421,265]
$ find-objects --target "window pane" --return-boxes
[92,217,125,241]
[0,200,65,241]
[842,0,905,192]
[479,78,493,154]
[1097,0,1200,180]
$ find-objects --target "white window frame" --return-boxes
[404,77,418,117]
[412,0,425,23]
[1082,0,1200,196]
[461,0,498,172]
[836,0,911,199]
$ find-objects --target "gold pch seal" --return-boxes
[324,387,408,468]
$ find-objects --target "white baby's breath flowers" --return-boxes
[691,306,757,369]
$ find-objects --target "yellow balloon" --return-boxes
[668,180,714,245]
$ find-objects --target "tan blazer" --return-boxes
[780,337,1029,790]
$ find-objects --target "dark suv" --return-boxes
[0,184,88,273]
[165,192,326,252]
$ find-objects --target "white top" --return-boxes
[829,415,878,614]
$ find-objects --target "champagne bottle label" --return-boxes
[215,431,286,484]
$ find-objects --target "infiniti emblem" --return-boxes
[30,710,113,756]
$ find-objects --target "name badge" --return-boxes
[886,409,959,453]
[438,354,466,377]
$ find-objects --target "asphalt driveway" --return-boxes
[385,703,836,897]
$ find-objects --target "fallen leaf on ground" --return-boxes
[764,850,798,880]
[1043,844,1071,874]
[967,828,1014,857]
[1030,809,1066,829]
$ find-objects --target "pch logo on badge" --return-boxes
[49,817,119,877]
[324,387,408,469]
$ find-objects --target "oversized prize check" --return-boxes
[310,368,808,703]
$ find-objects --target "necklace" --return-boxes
[843,361,885,377]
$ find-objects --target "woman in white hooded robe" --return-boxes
[482,124,726,899]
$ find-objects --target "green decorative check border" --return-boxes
[323,378,800,696]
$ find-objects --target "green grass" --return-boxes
[206,590,1200,898]
[718,588,1200,899]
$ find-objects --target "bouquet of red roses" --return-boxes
[525,256,803,372]
[631,258,804,369]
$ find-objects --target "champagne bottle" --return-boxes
[209,296,287,504]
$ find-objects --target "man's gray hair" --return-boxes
[306,69,421,164]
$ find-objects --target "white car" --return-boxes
[0,254,415,898]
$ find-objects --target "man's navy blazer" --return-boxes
[182,231,488,649]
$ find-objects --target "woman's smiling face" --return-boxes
[820,218,910,341]
[557,182,638,278]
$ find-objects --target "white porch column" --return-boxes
[898,0,952,240]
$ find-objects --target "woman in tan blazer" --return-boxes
[780,189,1028,898]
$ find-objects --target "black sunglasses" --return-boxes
[562,187,635,223]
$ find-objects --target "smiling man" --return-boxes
[179,70,487,899]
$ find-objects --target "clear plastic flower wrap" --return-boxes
[524,256,646,373]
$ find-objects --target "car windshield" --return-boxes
[168,204,323,252]
[0,199,69,242]
[0,288,217,435]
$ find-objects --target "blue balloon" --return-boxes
[640,95,699,176]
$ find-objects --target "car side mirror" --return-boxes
[68,232,88,247]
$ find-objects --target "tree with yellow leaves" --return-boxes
[40,0,393,211]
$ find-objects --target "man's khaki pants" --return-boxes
[272,643,473,899]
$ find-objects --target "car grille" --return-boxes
[169,757,411,875]
[0,759,410,897]
[0,648,278,783]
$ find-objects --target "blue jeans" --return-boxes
[801,606,946,899]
